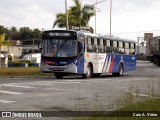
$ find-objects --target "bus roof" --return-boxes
[44,30,136,43]
[76,31,136,43]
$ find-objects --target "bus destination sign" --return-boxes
[43,31,77,39]
[48,32,71,37]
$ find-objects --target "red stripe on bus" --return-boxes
[109,55,114,73]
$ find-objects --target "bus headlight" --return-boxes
[72,60,77,64]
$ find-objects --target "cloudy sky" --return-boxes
[1,0,160,40]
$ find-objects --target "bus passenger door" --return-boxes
[77,41,84,74]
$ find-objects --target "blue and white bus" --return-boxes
[39,30,136,79]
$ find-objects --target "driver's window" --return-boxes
[78,41,84,53]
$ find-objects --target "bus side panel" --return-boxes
[123,55,136,72]
[102,54,119,73]
[104,54,136,73]
[77,56,84,74]
[112,55,121,73]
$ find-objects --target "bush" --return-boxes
[9,59,33,67]
[20,60,31,64]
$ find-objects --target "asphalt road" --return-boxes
[0,61,160,119]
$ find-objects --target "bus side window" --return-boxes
[91,38,94,45]
[106,40,112,53]
[125,42,130,55]
[87,37,93,53]
[99,39,105,53]
[103,39,106,46]
[78,41,84,53]
[119,41,125,54]
[113,40,118,54]
[94,38,99,52]
[130,43,136,55]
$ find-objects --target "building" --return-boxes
[22,39,41,56]
[0,40,22,59]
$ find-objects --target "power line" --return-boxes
[92,0,107,6]
[99,29,160,35]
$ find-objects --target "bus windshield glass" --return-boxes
[42,39,77,57]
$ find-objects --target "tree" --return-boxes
[53,0,95,32]
[0,33,11,68]
[10,26,17,39]
[18,27,33,40]
[0,25,42,41]
[32,28,42,38]
[0,26,12,40]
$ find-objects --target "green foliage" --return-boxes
[0,33,11,46]
[0,67,50,76]
[72,99,160,120]
[19,60,31,64]
[0,25,42,41]
[53,0,95,33]
[10,60,32,67]
[9,60,41,67]
[11,59,31,64]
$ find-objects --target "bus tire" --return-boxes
[54,73,63,79]
[157,57,160,66]
[112,64,124,76]
[82,64,92,79]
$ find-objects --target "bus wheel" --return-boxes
[54,73,63,79]
[118,64,124,76]
[112,64,124,76]
[82,64,92,79]
[157,57,160,66]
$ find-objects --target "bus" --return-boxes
[38,30,136,79]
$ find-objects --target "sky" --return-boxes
[1,0,160,41]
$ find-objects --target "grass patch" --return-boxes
[72,81,160,120]
[0,67,51,77]
[72,98,160,120]
[118,98,160,111]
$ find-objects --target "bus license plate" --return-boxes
[53,67,60,70]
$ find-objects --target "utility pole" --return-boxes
[110,0,112,36]
[0,46,1,68]
[65,0,69,30]
[95,0,97,33]
[92,0,107,33]
[32,38,35,54]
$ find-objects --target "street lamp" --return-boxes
[95,0,97,33]
[95,8,101,34]
[93,0,107,33]
[65,0,69,30]
[109,0,112,36]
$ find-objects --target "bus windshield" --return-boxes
[42,39,77,57]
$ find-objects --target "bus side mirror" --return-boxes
[37,38,42,51]
[78,42,84,53]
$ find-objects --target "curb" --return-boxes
[0,76,54,79]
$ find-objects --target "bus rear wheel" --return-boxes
[54,73,63,79]
[156,56,160,66]
[82,64,93,79]
[119,64,124,76]
[113,64,124,76]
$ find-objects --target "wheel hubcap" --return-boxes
[120,67,123,75]
[87,67,90,77]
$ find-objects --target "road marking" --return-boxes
[125,90,150,97]
[0,99,16,104]
[46,88,75,91]
[30,84,54,86]
[65,79,111,82]
[0,90,25,95]
[51,82,82,84]
[2,84,35,89]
